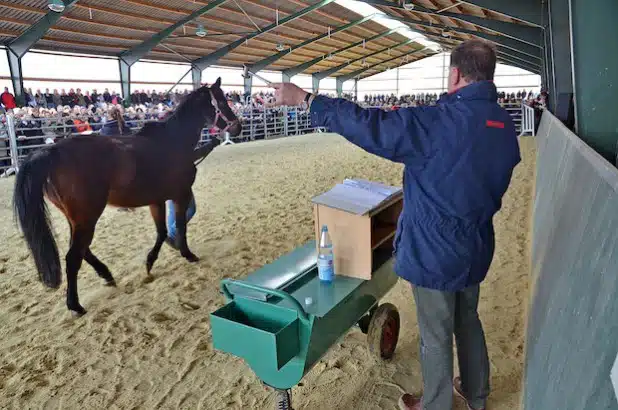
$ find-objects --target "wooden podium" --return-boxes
[311,181,403,280]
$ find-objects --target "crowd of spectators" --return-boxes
[0,85,546,171]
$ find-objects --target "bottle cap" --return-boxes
[321,225,328,232]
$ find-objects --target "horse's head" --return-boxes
[198,78,242,137]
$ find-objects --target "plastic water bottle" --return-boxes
[317,225,335,282]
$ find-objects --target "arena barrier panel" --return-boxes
[524,110,618,409]
[520,104,535,137]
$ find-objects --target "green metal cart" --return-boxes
[210,240,401,409]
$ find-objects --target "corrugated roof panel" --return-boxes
[9,0,47,10]
[0,20,30,33]
[82,0,176,21]
[57,15,154,40]
[0,4,45,22]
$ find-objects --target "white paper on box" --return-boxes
[311,178,402,215]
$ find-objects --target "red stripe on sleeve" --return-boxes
[486,120,505,129]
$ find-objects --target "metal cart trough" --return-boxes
[210,240,401,409]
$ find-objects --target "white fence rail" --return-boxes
[0,102,533,177]
[519,103,536,136]
[0,105,321,177]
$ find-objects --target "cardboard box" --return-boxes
[311,180,403,280]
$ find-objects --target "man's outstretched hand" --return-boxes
[272,83,309,107]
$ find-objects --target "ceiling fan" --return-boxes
[167,24,255,39]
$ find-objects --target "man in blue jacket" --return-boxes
[272,39,521,410]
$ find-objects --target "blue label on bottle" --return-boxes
[317,256,334,281]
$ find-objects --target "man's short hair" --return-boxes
[450,39,497,82]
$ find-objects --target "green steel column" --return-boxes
[569,0,618,160]
[312,76,320,94]
[6,49,24,106]
[243,75,252,96]
[192,67,202,90]
[336,78,343,98]
[542,2,555,110]
[548,0,573,113]
[119,58,131,101]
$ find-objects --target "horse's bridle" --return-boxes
[209,88,239,133]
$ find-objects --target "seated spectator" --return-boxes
[100,106,131,136]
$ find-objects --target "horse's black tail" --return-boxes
[13,148,62,289]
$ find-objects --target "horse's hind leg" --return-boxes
[85,249,116,287]
[66,224,96,317]
[146,202,167,275]
[174,192,199,263]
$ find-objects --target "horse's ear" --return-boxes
[214,77,221,88]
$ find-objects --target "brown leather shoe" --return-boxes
[453,377,485,410]
[398,394,423,410]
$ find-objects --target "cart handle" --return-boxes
[221,278,310,323]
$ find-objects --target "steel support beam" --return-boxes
[312,76,320,93]
[336,78,344,97]
[417,31,541,71]
[193,0,337,70]
[243,75,252,95]
[6,0,79,103]
[542,2,554,107]
[338,49,435,83]
[497,55,541,75]
[118,0,228,67]
[358,0,542,47]
[119,59,131,100]
[6,50,24,106]
[547,0,572,113]
[352,51,438,82]
[192,67,202,90]
[354,79,358,100]
[313,38,419,80]
[247,15,374,74]
[387,15,542,61]
[282,28,404,80]
[460,0,543,26]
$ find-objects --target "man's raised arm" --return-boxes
[272,83,436,163]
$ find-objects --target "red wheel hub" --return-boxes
[381,316,398,355]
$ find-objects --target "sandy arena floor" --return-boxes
[0,133,535,410]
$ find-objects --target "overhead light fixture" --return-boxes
[400,0,415,11]
[48,0,65,12]
[441,28,451,38]
[196,24,207,37]
[276,43,286,51]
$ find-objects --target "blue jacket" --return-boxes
[310,81,521,291]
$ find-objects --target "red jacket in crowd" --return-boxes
[1,90,16,109]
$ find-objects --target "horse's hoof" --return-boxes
[183,253,200,263]
[104,279,117,287]
[70,307,87,318]
[142,275,155,284]
[146,259,154,274]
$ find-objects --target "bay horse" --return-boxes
[13,78,241,317]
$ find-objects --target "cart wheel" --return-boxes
[367,303,400,360]
[275,389,293,410]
